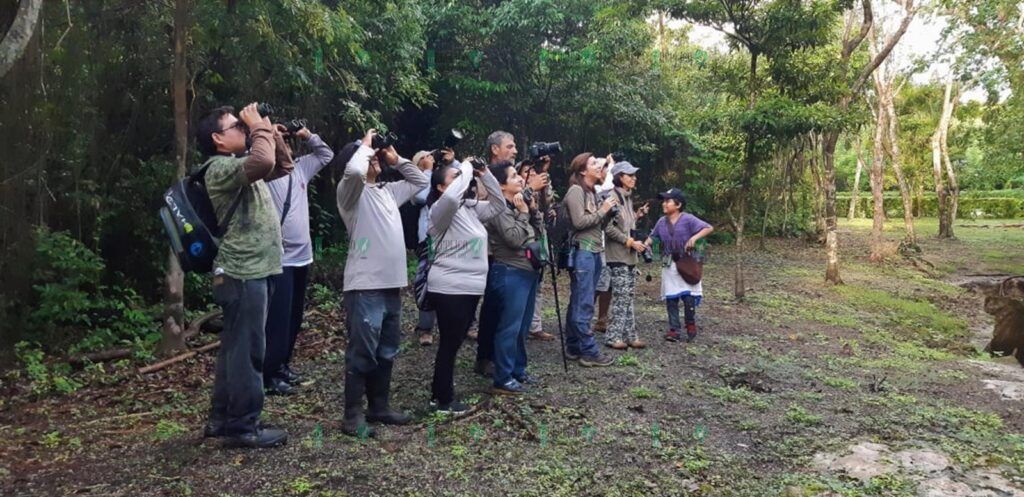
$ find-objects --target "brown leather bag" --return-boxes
[674,254,703,284]
[666,216,703,284]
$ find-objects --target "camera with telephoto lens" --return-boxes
[371,131,398,150]
[529,141,562,161]
[432,129,464,165]
[631,229,653,263]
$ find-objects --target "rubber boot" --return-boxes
[594,291,612,333]
[366,362,412,425]
[341,370,375,438]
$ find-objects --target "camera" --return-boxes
[443,129,464,149]
[529,141,562,161]
[432,129,465,165]
[372,131,398,150]
[468,157,488,172]
[631,229,653,263]
[521,187,533,205]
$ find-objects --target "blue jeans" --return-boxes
[343,289,403,376]
[666,295,697,330]
[210,275,273,435]
[566,250,601,358]
[480,263,538,386]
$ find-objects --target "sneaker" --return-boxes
[515,373,541,385]
[432,400,472,415]
[222,427,288,449]
[492,379,528,395]
[665,329,681,342]
[606,340,628,350]
[564,350,581,361]
[579,353,614,367]
[685,323,698,342]
[417,329,433,346]
[628,339,646,349]
[528,330,556,341]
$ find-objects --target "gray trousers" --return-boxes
[209,275,273,435]
[343,289,403,375]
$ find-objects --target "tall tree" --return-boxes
[662,0,841,298]
[161,0,190,355]
[820,0,915,281]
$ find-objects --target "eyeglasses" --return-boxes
[216,120,245,133]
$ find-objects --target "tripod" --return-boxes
[545,235,569,372]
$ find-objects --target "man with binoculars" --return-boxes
[336,129,428,437]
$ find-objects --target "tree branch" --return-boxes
[852,0,916,94]
[841,0,872,62]
[0,0,43,78]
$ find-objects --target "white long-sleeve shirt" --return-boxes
[336,144,429,291]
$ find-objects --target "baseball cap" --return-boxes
[657,188,686,204]
[610,161,639,176]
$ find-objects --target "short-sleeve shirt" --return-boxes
[650,213,711,255]
[203,155,283,280]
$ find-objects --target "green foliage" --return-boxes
[14,342,81,396]
[29,227,159,354]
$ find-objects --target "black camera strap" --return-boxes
[279,175,294,226]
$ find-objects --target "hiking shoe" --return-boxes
[665,329,682,342]
[515,373,541,385]
[529,330,556,341]
[628,339,646,349]
[564,350,581,361]
[264,377,296,396]
[222,427,288,449]
[579,353,614,367]
[606,340,628,350]
[366,409,412,426]
[432,400,472,415]
[492,379,528,395]
[685,323,698,342]
[417,329,433,346]
[281,365,304,385]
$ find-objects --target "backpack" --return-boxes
[158,161,243,274]
[547,200,575,269]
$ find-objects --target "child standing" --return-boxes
[645,188,714,342]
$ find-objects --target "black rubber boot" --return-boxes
[365,362,412,425]
[341,370,375,438]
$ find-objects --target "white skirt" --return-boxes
[661,262,702,301]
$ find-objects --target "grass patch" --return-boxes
[708,386,771,411]
[784,404,822,426]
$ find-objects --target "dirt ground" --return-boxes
[2,218,1024,497]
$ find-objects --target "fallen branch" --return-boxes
[81,410,156,426]
[182,309,223,341]
[137,341,220,375]
[68,348,132,368]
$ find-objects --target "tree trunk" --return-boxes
[932,130,950,237]
[848,138,864,220]
[934,78,956,238]
[161,0,190,355]
[734,50,760,300]
[869,97,887,262]
[940,78,960,235]
[879,81,916,246]
[0,0,42,79]
[822,132,842,284]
